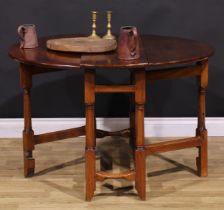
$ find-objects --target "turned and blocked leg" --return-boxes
[85,69,96,201]
[129,71,135,150]
[20,64,35,177]
[134,69,146,200]
[196,61,208,177]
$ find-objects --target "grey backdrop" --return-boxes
[0,0,223,118]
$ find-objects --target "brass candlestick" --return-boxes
[103,11,115,40]
[89,11,100,39]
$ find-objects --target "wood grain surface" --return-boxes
[47,37,117,53]
[8,34,214,70]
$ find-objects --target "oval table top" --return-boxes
[8,34,214,70]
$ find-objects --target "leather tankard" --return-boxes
[117,26,140,60]
[17,24,38,49]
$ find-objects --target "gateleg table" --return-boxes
[9,34,214,201]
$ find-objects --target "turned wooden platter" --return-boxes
[46,37,117,53]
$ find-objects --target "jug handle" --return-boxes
[17,25,26,39]
[128,29,137,57]
[17,25,26,48]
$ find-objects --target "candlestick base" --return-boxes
[88,34,101,39]
[103,33,116,40]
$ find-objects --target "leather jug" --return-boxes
[117,26,140,60]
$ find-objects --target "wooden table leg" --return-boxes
[134,69,146,200]
[129,71,135,150]
[84,69,96,201]
[196,61,208,177]
[20,64,35,177]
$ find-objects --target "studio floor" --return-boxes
[0,136,223,210]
